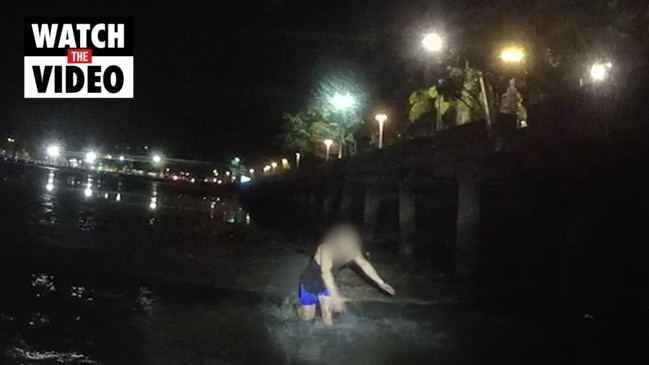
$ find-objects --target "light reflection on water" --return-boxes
[36,169,252,230]
[2,166,263,364]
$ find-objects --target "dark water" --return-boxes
[2,162,647,364]
[0,162,444,365]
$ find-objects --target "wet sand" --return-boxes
[0,162,645,364]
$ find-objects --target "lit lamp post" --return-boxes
[85,151,97,165]
[375,113,388,149]
[499,46,526,130]
[421,32,445,131]
[46,144,61,164]
[499,46,525,64]
[421,32,443,53]
[323,139,334,161]
[329,93,357,159]
[589,62,612,82]
[152,154,163,177]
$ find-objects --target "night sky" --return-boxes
[1,1,634,163]
[0,0,443,162]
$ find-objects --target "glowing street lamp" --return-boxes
[249,168,255,175]
[375,113,388,149]
[421,32,443,53]
[119,155,125,161]
[270,162,278,170]
[295,152,301,170]
[152,154,162,164]
[323,139,334,161]
[7,138,15,143]
[329,93,356,111]
[85,151,97,164]
[590,62,612,82]
[500,46,525,64]
[46,144,61,158]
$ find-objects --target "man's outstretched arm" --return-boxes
[353,256,395,296]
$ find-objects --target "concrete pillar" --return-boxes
[456,176,481,280]
[364,185,381,238]
[340,186,353,218]
[399,183,416,257]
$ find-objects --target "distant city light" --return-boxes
[7,138,15,143]
[240,175,252,184]
[375,113,388,149]
[263,165,271,173]
[84,183,93,198]
[329,93,356,110]
[249,168,255,175]
[152,154,162,164]
[421,32,443,53]
[225,171,231,176]
[119,155,125,161]
[281,158,290,169]
[500,46,525,64]
[46,145,61,158]
[323,139,334,161]
[116,193,122,202]
[271,162,278,169]
[234,157,241,163]
[85,151,97,164]
[590,62,612,82]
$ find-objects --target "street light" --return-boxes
[7,138,15,143]
[46,145,61,158]
[329,93,356,111]
[152,154,162,164]
[323,139,334,161]
[295,152,301,170]
[421,32,443,53]
[590,62,612,82]
[85,151,97,164]
[375,113,388,149]
[500,46,525,64]
[119,155,125,161]
[270,162,278,169]
[249,168,255,175]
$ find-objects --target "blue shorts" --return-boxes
[298,284,329,306]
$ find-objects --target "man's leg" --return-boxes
[297,305,316,321]
[318,295,333,326]
[297,284,317,321]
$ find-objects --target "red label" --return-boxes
[67,49,92,64]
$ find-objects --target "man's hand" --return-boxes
[378,282,395,296]
[330,295,347,313]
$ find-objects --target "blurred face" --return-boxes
[331,230,361,259]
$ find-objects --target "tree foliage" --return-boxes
[282,73,366,158]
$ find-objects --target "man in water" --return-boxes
[297,224,395,325]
